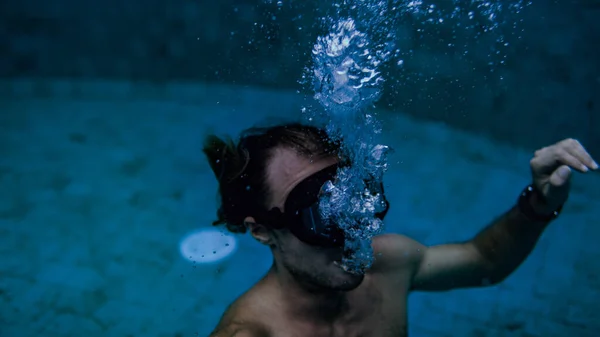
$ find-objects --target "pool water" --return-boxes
[0,79,599,337]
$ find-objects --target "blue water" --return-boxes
[1,79,599,336]
[1,0,599,336]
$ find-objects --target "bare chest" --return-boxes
[268,287,408,337]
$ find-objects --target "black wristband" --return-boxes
[517,184,563,222]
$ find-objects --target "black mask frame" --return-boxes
[255,164,390,248]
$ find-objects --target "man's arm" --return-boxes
[374,202,550,292]
[417,203,550,291]
[375,138,596,292]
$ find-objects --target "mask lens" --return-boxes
[294,203,344,247]
[280,165,389,247]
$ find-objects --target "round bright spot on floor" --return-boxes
[179,229,237,263]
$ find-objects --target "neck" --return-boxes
[266,263,350,323]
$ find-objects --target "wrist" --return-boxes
[527,188,556,215]
[517,184,563,223]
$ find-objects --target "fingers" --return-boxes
[549,165,572,187]
[556,146,590,173]
[531,138,598,175]
[531,145,585,174]
[558,138,598,171]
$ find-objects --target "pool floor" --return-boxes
[0,80,598,337]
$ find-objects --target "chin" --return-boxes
[330,264,365,291]
[333,274,364,291]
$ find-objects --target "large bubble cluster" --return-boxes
[318,143,392,274]
[301,0,396,274]
[312,18,384,112]
[300,0,528,274]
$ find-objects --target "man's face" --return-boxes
[263,147,364,291]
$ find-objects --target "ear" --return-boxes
[244,217,272,246]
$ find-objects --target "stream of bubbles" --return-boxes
[291,0,529,274]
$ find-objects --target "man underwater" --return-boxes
[205,123,597,337]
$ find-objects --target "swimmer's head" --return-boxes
[203,123,344,233]
[259,146,367,291]
[203,123,365,290]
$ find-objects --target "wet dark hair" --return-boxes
[202,123,342,234]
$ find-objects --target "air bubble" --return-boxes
[300,0,527,275]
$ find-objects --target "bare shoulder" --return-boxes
[209,283,272,337]
[209,324,268,337]
[371,233,426,273]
